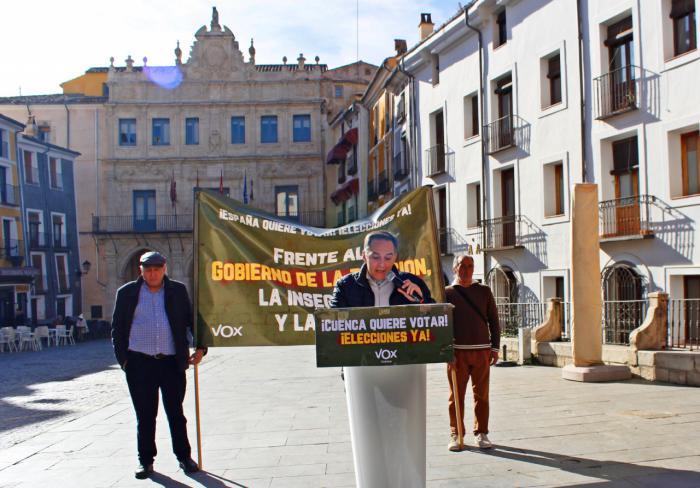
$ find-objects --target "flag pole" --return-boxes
[194,363,203,468]
[450,367,464,450]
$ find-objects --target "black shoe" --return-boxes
[178,457,199,473]
[135,463,154,479]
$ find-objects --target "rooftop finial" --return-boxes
[142,56,148,67]
[249,38,256,64]
[109,56,115,70]
[175,40,182,65]
[211,6,221,31]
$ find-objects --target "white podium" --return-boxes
[344,364,426,488]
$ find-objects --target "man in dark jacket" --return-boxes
[111,251,205,479]
[330,231,434,307]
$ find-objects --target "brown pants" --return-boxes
[447,349,491,435]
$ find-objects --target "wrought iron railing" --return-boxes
[92,215,192,233]
[593,65,641,119]
[484,114,529,154]
[496,302,547,337]
[479,215,524,250]
[438,228,471,255]
[28,232,50,248]
[425,144,455,177]
[667,299,700,350]
[602,299,648,345]
[0,184,20,206]
[599,194,655,239]
[53,233,70,249]
[0,239,23,259]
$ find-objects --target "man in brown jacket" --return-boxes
[445,254,500,451]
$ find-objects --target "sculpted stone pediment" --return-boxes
[182,21,249,82]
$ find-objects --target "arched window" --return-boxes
[602,263,647,344]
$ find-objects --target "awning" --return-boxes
[330,177,359,205]
[326,128,359,164]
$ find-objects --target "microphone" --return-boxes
[387,271,423,303]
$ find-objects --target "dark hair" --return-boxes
[363,231,398,252]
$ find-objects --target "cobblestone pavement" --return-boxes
[0,341,699,487]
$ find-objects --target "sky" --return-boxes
[0,0,462,97]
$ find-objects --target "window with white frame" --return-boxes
[543,161,566,217]
[49,157,63,189]
[463,93,479,139]
[55,253,70,293]
[51,213,67,247]
[668,126,699,198]
[31,252,46,292]
[540,51,562,108]
[23,150,38,184]
[0,128,8,159]
[466,182,482,228]
[27,210,44,247]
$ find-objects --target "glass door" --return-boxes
[133,190,156,232]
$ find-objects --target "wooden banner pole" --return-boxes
[450,367,464,450]
[194,362,203,469]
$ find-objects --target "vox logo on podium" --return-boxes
[211,324,243,338]
[375,348,398,363]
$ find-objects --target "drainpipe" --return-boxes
[64,102,71,149]
[576,0,587,183]
[464,2,488,276]
[397,59,416,191]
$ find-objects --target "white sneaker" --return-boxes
[475,433,492,449]
[448,434,461,452]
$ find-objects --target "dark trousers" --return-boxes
[125,351,191,464]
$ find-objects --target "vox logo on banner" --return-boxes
[194,186,444,347]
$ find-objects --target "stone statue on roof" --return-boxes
[211,7,221,31]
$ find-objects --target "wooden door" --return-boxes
[435,111,445,173]
[684,276,700,346]
[614,169,640,235]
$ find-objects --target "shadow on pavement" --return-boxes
[148,470,250,487]
[482,445,700,486]
[0,339,119,434]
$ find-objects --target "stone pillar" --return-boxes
[518,327,531,365]
[563,184,630,382]
[629,292,668,351]
[533,298,563,343]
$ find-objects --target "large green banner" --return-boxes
[194,186,445,347]
[314,304,454,367]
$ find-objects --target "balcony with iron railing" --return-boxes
[425,144,455,178]
[53,233,71,249]
[0,239,23,265]
[0,184,20,206]
[28,231,51,249]
[92,215,193,233]
[599,195,656,241]
[484,114,529,154]
[438,228,470,255]
[593,65,641,120]
[479,215,526,250]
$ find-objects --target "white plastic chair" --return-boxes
[17,327,40,352]
[51,325,65,346]
[34,326,50,348]
[57,325,75,346]
[0,327,17,352]
[0,330,15,352]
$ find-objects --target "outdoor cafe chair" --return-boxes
[56,325,75,346]
[34,326,50,348]
[50,325,65,346]
[0,327,18,352]
[17,327,41,352]
[0,329,17,353]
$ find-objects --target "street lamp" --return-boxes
[75,260,91,278]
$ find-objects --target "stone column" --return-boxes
[563,183,630,382]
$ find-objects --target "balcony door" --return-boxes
[501,168,515,247]
[606,17,636,113]
[275,186,299,222]
[684,276,700,346]
[0,166,7,204]
[133,190,156,232]
[612,137,640,236]
[496,76,513,149]
[434,111,445,173]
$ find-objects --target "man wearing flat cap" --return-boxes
[111,251,205,479]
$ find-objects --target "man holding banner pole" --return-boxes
[330,230,434,488]
[445,254,500,452]
[111,251,205,479]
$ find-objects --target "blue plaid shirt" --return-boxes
[128,283,176,356]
